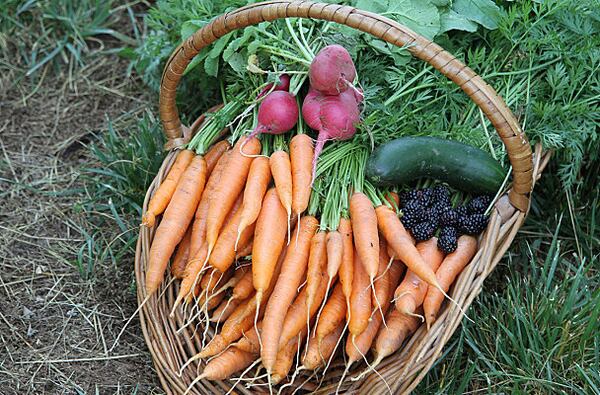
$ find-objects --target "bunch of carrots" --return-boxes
[140,45,481,391]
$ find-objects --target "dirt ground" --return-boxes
[0,57,162,394]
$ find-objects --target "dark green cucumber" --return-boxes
[366,136,505,194]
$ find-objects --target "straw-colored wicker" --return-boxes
[135,1,551,393]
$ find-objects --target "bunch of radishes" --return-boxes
[250,45,362,182]
[303,45,362,181]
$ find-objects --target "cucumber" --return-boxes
[366,136,505,194]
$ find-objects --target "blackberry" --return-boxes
[467,195,492,214]
[439,208,459,226]
[438,234,458,253]
[432,185,451,205]
[458,213,489,235]
[418,188,434,207]
[402,199,423,214]
[411,221,436,241]
[432,200,451,213]
[400,211,420,228]
[400,190,420,205]
[439,226,458,239]
[455,205,468,219]
[424,206,441,226]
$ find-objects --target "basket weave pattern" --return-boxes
[135,1,550,393]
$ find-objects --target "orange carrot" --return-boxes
[394,238,444,316]
[206,137,260,254]
[198,347,256,381]
[232,324,261,354]
[376,205,441,290]
[315,283,346,342]
[198,247,285,358]
[261,216,319,371]
[372,242,391,310]
[195,268,233,306]
[236,156,271,249]
[211,298,241,323]
[173,243,208,311]
[232,268,254,301]
[372,308,421,367]
[278,273,329,347]
[252,188,288,302]
[338,218,354,311]
[203,140,230,175]
[146,156,207,295]
[424,235,477,328]
[385,191,400,208]
[271,330,306,385]
[326,230,344,284]
[235,242,253,260]
[350,192,379,280]
[189,151,229,258]
[303,323,344,370]
[346,261,403,365]
[142,149,194,227]
[349,250,371,337]
[290,134,313,217]
[306,231,328,313]
[210,200,256,273]
[171,226,192,279]
[270,150,293,221]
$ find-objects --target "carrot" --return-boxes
[235,242,253,260]
[349,192,379,280]
[189,150,229,258]
[232,324,261,354]
[306,231,328,314]
[376,205,441,290]
[346,260,403,366]
[315,283,346,343]
[338,218,354,311]
[142,149,194,227]
[372,308,421,368]
[278,273,329,347]
[270,150,293,222]
[261,216,319,372]
[179,195,242,306]
[210,200,256,273]
[146,156,207,295]
[303,323,344,370]
[325,230,343,287]
[348,250,371,337]
[252,188,288,302]
[232,268,254,301]
[172,243,208,312]
[197,347,256,381]
[204,288,225,310]
[211,298,241,323]
[271,330,306,385]
[197,247,286,358]
[290,134,313,217]
[424,235,477,328]
[372,242,391,311]
[203,140,230,175]
[385,191,400,208]
[206,137,260,255]
[170,226,192,279]
[236,156,271,249]
[195,268,233,306]
[394,238,444,316]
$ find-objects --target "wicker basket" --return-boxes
[135,1,551,393]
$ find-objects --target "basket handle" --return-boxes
[158,0,533,212]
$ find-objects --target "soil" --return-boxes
[0,56,162,394]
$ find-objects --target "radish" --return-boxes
[257,74,291,99]
[248,91,298,139]
[309,45,357,96]
[302,89,362,182]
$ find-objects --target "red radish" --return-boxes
[301,87,323,131]
[309,45,357,96]
[304,89,361,182]
[257,74,291,98]
[247,91,298,140]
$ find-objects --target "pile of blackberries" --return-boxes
[399,186,491,253]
